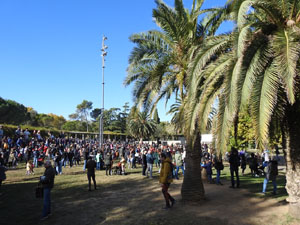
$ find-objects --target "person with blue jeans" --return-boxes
[96,152,101,170]
[262,157,278,195]
[201,160,213,183]
[229,147,240,188]
[83,148,89,171]
[174,150,184,180]
[146,150,154,178]
[33,148,39,168]
[54,152,62,175]
[214,157,224,185]
[40,161,55,220]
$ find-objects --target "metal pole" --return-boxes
[100,35,107,148]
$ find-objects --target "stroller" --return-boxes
[113,162,122,175]
[257,165,265,177]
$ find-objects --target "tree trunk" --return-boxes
[181,132,205,202]
[284,102,300,219]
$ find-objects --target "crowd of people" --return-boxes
[0,125,280,219]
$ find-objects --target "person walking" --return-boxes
[86,156,97,191]
[229,147,240,188]
[159,153,175,209]
[262,156,278,195]
[40,161,55,220]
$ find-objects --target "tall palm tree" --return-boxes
[124,0,217,201]
[127,107,157,142]
[189,0,300,217]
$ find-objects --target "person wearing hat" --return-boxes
[40,161,55,220]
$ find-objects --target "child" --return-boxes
[120,157,126,175]
[26,160,34,175]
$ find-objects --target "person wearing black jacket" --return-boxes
[41,161,55,220]
[229,147,240,188]
[68,149,74,168]
[142,150,147,176]
[83,148,89,171]
[86,156,97,191]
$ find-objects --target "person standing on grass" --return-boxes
[214,156,224,185]
[83,148,89,171]
[104,152,112,176]
[142,150,147,176]
[262,156,278,195]
[40,161,55,220]
[86,156,97,191]
[96,151,101,170]
[240,154,247,176]
[146,150,154,178]
[159,153,175,210]
[249,153,259,177]
[174,149,184,180]
[229,147,240,188]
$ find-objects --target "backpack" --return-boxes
[215,161,224,170]
[269,161,278,177]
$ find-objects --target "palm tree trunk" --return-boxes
[284,102,300,219]
[181,131,205,202]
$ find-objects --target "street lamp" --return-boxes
[99,35,108,147]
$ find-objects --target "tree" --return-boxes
[124,0,218,202]
[0,97,30,124]
[90,108,102,121]
[49,113,66,130]
[119,102,130,133]
[69,100,93,132]
[153,109,160,124]
[189,0,300,217]
[127,107,157,141]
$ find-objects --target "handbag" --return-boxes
[35,182,44,198]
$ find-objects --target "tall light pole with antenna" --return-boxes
[100,35,107,147]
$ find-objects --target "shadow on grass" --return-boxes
[220,167,288,202]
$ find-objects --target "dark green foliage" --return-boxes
[0,97,30,125]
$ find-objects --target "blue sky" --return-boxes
[0,0,232,122]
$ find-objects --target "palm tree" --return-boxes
[124,0,218,201]
[127,107,157,142]
[189,0,300,217]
